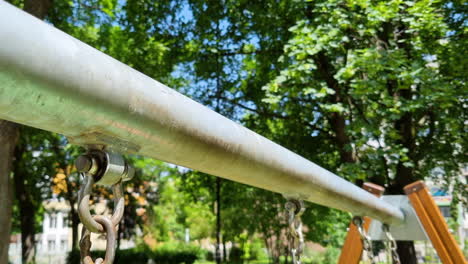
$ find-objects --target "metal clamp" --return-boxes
[75,149,134,186]
[76,149,133,264]
[353,216,375,264]
[285,199,305,264]
[76,149,133,232]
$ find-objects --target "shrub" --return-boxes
[229,246,244,263]
[303,247,340,264]
[152,241,201,264]
[321,247,340,264]
[67,248,149,264]
[66,242,202,264]
[67,250,105,264]
[117,248,151,263]
[248,238,268,261]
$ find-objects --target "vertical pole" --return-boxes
[338,183,385,264]
[404,181,467,264]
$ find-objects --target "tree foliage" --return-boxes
[12,127,60,263]
[261,0,466,194]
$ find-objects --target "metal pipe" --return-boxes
[0,2,404,224]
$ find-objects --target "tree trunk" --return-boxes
[222,238,227,262]
[18,209,35,264]
[378,120,418,263]
[62,170,79,250]
[388,86,418,264]
[70,207,80,250]
[0,121,19,264]
[395,241,417,264]
[24,0,53,19]
[390,129,418,263]
[315,52,356,165]
[330,112,355,163]
[13,143,37,264]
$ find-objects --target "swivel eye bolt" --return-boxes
[285,199,305,215]
[75,150,134,186]
[75,155,99,175]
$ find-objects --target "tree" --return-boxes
[148,175,215,243]
[117,156,165,248]
[137,1,352,262]
[180,1,354,261]
[0,121,19,264]
[0,1,53,262]
[4,0,186,260]
[13,127,59,263]
[48,139,82,250]
[3,1,464,263]
[261,1,467,262]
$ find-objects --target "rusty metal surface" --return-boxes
[0,2,404,224]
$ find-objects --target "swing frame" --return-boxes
[338,181,467,264]
[0,3,466,263]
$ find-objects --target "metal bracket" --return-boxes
[75,149,134,186]
[75,148,132,264]
[368,195,428,241]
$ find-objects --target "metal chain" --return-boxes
[383,224,401,264]
[285,199,305,264]
[352,216,375,264]
[78,173,125,233]
[80,215,117,264]
[78,172,125,264]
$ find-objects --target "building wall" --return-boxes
[36,211,70,264]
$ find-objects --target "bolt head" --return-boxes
[75,155,92,172]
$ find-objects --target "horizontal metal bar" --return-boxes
[0,2,404,225]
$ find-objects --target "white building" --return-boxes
[36,200,71,264]
[9,200,71,264]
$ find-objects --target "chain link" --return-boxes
[80,215,117,264]
[383,224,401,264]
[78,172,125,264]
[285,199,305,264]
[352,216,375,264]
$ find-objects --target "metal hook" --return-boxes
[78,174,125,233]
